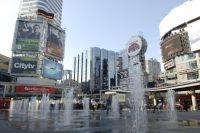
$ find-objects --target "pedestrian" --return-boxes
[106,95,112,115]
[183,100,188,112]
[91,98,97,111]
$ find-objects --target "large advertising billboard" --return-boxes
[14,20,43,52]
[161,34,184,62]
[42,58,62,80]
[46,24,65,59]
[11,57,37,75]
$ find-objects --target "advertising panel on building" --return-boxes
[13,20,43,52]
[11,57,37,75]
[164,59,175,70]
[42,58,62,80]
[161,34,183,61]
[16,85,57,94]
[46,24,65,59]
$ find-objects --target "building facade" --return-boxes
[145,58,161,87]
[154,0,200,110]
[18,0,63,26]
[72,47,117,95]
[8,0,65,97]
[159,0,200,84]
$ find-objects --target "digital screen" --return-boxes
[14,20,43,51]
[11,57,37,75]
[161,34,183,61]
[42,58,63,80]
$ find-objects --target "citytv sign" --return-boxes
[11,57,37,75]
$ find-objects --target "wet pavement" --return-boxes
[0,110,200,133]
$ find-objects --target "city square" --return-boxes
[0,109,200,133]
[1,0,200,133]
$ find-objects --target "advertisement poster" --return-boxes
[46,24,65,58]
[11,57,37,75]
[14,20,43,51]
[42,58,63,80]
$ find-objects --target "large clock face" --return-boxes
[127,36,142,57]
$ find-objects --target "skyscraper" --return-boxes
[145,58,161,83]
[72,47,117,95]
[9,0,65,97]
[18,0,63,26]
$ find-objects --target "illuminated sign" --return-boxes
[37,9,54,19]
[42,58,62,80]
[16,85,57,94]
[128,43,140,53]
[127,36,144,57]
[11,57,37,75]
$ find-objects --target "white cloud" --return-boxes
[0,0,20,57]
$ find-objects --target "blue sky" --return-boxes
[0,0,187,70]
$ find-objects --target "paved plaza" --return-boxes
[0,110,200,133]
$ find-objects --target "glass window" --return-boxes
[187,71,199,80]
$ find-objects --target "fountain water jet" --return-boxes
[83,96,90,116]
[166,89,177,121]
[39,94,50,119]
[111,94,120,119]
[63,88,74,125]
[125,36,148,133]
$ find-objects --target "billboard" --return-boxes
[11,57,37,75]
[164,59,175,70]
[16,85,57,94]
[42,58,62,80]
[37,9,54,19]
[188,20,200,52]
[14,20,43,52]
[161,34,184,62]
[46,24,65,59]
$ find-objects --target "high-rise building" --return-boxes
[9,0,65,97]
[145,58,161,83]
[72,47,117,95]
[18,0,63,26]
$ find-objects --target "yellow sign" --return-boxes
[117,94,125,102]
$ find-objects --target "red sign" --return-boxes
[16,85,57,94]
[128,43,140,53]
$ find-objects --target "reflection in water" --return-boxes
[1,109,200,133]
[179,120,200,127]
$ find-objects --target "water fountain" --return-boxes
[83,96,90,116]
[166,89,177,121]
[39,94,50,119]
[125,36,148,133]
[111,94,120,119]
[63,88,74,125]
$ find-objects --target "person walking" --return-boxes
[106,95,112,115]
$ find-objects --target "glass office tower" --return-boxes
[72,47,117,95]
